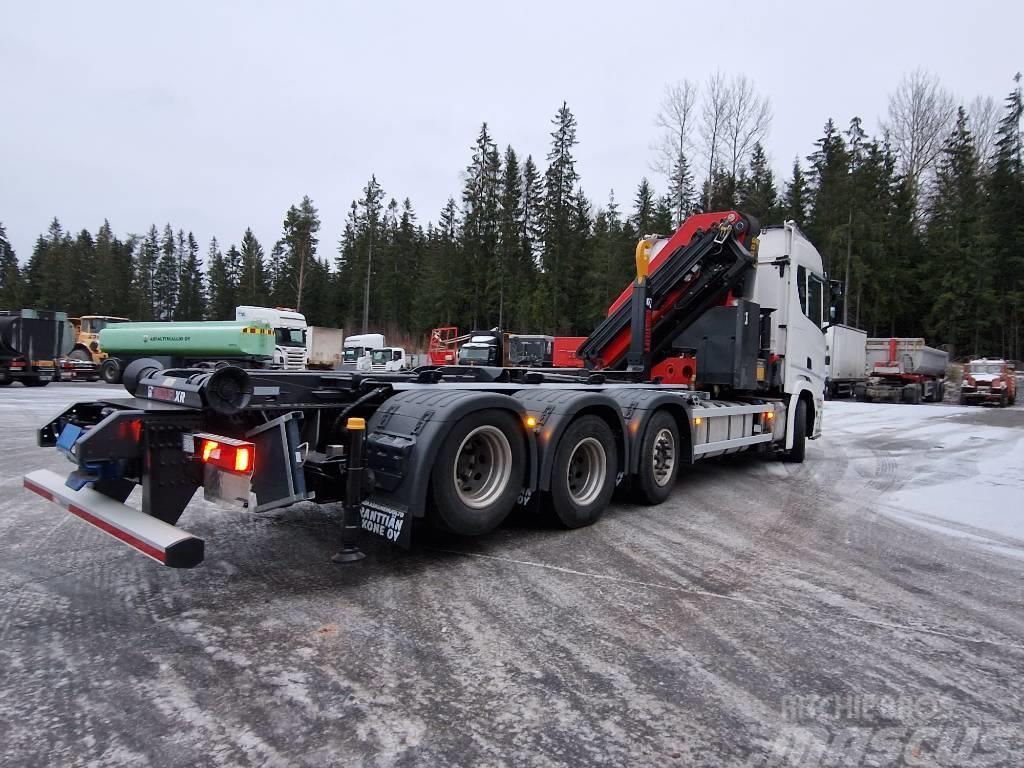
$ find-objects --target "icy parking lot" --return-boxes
[1,384,1022,766]
[826,399,1024,555]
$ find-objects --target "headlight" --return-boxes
[991,381,1004,389]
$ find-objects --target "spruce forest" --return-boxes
[2,70,1022,360]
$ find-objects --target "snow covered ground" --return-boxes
[823,399,1024,557]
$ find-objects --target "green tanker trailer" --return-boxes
[98,320,277,384]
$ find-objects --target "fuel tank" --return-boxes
[99,320,274,357]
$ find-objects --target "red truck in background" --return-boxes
[960,358,1017,406]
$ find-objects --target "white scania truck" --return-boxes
[24,211,828,568]
[234,306,308,370]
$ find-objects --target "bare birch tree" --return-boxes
[882,68,956,204]
[724,75,772,180]
[653,79,699,223]
[968,94,999,167]
[699,71,732,209]
[653,79,699,175]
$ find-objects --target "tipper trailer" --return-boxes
[23,211,828,568]
[857,337,948,404]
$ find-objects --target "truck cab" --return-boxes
[234,306,308,370]
[961,358,1016,406]
[342,333,386,369]
[458,332,502,366]
[69,315,130,363]
[370,347,409,372]
[750,222,827,438]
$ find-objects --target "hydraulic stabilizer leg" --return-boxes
[626,238,654,375]
[332,417,367,563]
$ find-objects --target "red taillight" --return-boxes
[193,434,255,475]
[234,446,252,473]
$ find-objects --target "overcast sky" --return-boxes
[2,1,1022,262]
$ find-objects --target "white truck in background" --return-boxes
[235,306,308,370]
[307,327,345,369]
[824,325,867,399]
[342,334,412,372]
[342,333,385,369]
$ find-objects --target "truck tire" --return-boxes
[548,415,618,528]
[999,393,1008,408]
[854,383,868,402]
[783,399,807,463]
[430,409,525,536]
[902,384,921,404]
[21,375,48,387]
[69,348,92,362]
[633,410,681,505]
[101,359,122,385]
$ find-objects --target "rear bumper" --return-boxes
[23,469,204,568]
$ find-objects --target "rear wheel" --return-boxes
[21,375,48,387]
[430,410,525,536]
[634,410,681,505]
[902,383,921,404]
[101,359,122,385]
[548,415,618,528]
[69,348,92,362]
[783,399,807,463]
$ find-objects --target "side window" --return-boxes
[807,275,824,327]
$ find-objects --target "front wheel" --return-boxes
[430,409,525,536]
[783,399,807,463]
[548,415,618,528]
[634,410,681,505]
[101,359,122,385]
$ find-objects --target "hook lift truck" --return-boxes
[22,211,828,569]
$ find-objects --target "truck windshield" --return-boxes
[371,349,389,365]
[276,328,306,347]
[460,347,491,363]
[343,347,363,362]
[968,363,1002,375]
[87,318,127,333]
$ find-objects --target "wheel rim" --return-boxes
[453,425,513,510]
[566,437,607,506]
[651,428,676,487]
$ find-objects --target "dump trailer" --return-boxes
[824,325,867,399]
[1,309,75,387]
[97,320,276,384]
[857,337,948,403]
[22,211,827,569]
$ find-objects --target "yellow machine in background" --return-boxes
[69,315,130,363]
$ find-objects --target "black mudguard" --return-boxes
[361,389,535,546]
[510,389,627,492]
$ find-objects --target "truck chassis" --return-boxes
[24,360,803,568]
